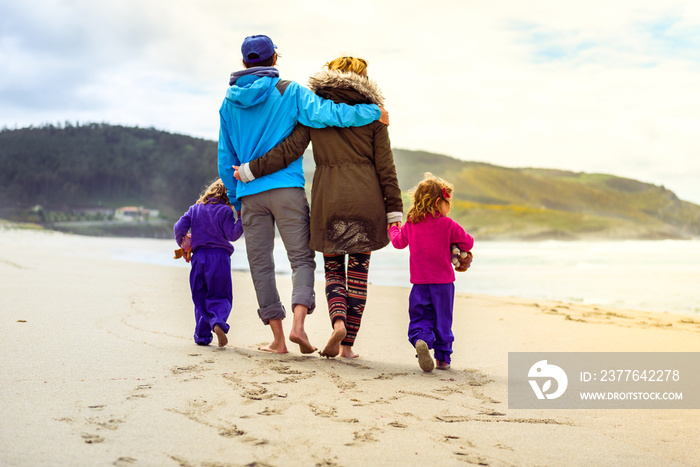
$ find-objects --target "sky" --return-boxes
[2,0,700,204]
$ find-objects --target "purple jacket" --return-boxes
[173,201,243,256]
[389,215,474,284]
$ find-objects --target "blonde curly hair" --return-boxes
[407,172,454,224]
[196,178,231,206]
[325,56,368,75]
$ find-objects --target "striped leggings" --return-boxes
[323,252,371,347]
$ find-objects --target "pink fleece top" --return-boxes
[389,215,474,284]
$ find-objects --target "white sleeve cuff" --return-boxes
[239,162,256,183]
[386,212,403,224]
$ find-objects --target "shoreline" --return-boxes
[96,229,700,318]
[5,218,700,242]
[1,228,699,466]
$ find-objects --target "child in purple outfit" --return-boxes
[174,179,244,347]
[389,173,474,372]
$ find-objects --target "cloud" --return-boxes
[1,0,700,204]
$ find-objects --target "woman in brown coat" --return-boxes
[235,56,402,358]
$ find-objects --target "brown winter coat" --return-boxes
[246,69,403,255]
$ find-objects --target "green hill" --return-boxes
[0,123,217,236]
[387,149,700,240]
[2,124,699,240]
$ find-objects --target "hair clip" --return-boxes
[441,187,450,199]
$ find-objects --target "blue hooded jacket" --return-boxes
[218,69,380,210]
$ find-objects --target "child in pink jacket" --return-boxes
[389,173,474,372]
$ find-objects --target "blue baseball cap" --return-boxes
[241,35,277,63]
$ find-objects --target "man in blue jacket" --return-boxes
[218,34,388,355]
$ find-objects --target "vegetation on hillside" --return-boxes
[0,123,217,220]
[2,124,699,240]
[389,150,700,240]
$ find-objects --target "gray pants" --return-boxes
[241,187,316,324]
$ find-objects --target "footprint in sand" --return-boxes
[168,455,192,466]
[88,417,124,431]
[352,427,382,443]
[270,363,307,375]
[171,364,198,375]
[113,457,137,466]
[218,426,245,438]
[453,451,489,465]
[433,385,464,396]
[308,403,337,418]
[330,374,356,390]
[494,443,514,451]
[460,368,494,387]
[222,373,243,387]
[126,383,152,401]
[315,459,341,467]
[472,390,502,405]
[374,373,393,380]
[257,406,284,416]
[241,382,287,401]
[81,433,105,444]
[277,373,315,384]
[241,436,269,445]
[167,403,246,438]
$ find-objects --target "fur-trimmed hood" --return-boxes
[308,69,384,106]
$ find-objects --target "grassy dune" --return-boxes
[389,149,700,240]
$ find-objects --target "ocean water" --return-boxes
[112,238,700,316]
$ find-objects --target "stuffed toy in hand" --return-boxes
[451,243,473,272]
[174,233,192,263]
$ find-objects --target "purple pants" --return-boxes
[189,248,232,345]
[408,283,455,364]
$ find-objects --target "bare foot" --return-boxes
[289,330,317,354]
[259,318,288,354]
[257,343,288,354]
[415,340,434,372]
[319,327,346,358]
[339,345,359,358]
[213,325,228,348]
[289,304,316,354]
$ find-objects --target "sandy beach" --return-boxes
[1,227,698,467]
